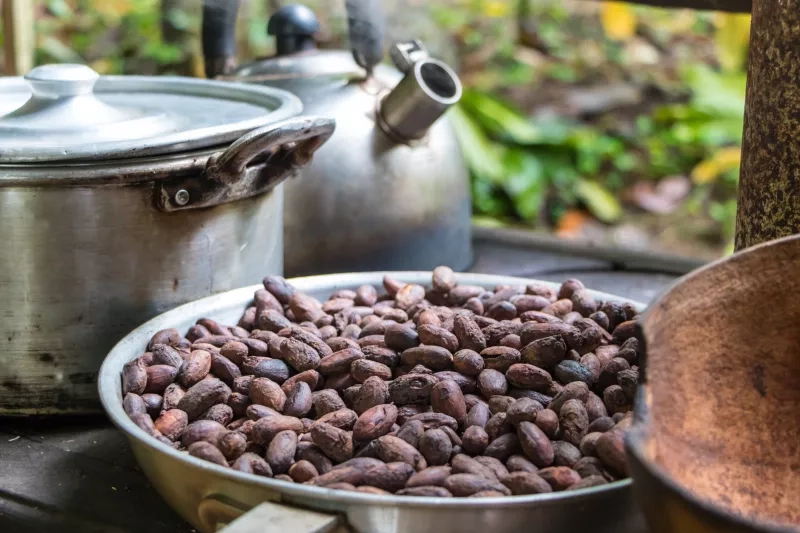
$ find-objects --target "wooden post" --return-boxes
[734,0,800,249]
[2,0,36,75]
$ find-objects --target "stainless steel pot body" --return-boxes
[99,272,648,533]
[230,54,473,277]
[0,117,335,415]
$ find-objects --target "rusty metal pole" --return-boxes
[735,0,800,250]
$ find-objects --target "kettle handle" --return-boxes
[345,0,385,76]
[201,1,385,79]
[202,0,242,78]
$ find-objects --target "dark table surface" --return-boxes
[0,230,688,533]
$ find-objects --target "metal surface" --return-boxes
[98,272,648,533]
[205,4,472,276]
[378,54,462,141]
[156,117,335,211]
[0,64,302,162]
[628,234,800,533]
[472,226,706,275]
[0,116,335,414]
[735,0,800,250]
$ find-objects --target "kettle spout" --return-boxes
[378,45,462,142]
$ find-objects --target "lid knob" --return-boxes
[267,4,319,56]
[25,64,100,99]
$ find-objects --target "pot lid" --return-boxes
[0,64,303,163]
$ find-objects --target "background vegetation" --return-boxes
[1,0,751,259]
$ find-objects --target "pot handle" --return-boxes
[155,116,335,212]
[197,494,349,533]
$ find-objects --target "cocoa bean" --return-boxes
[389,374,438,405]
[480,346,521,373]
[506,398,543,425]
[395,420,425,449]
[315,408,358,430]
[596,430,627,476]
[430,379,467,425]
[375,435,426,471]
[503,471,552,495]
[123,393,147,417]
[465,402,491,429]
[453,349,484,377]
[353,404,398,441]
[488,395,516,414]
[484,433,521,461]
[559,399,589,447]
[419,429,452,466]
[283,382,313,418]
[266,430,298,475]
[249,377,286,412]
[444,474,510,497]
[520,336,567,370]
[251,415,304,446]
[310,422,354,463]
[177,378,231,420]
[312,389,346,417]
[396,486,453,497]
[538,466,581,491]
[518,421,554,467]
[506,455,538,474]
[534,409,560,439]
[400,346,453,371]
[477,369,508,398]
[350,359,392,382]
[181,420,228,448]
[218,431,247,460]
[188,441,227,466]
[152,344,184,369]
[200,404,233,426]
[352,376,389,415]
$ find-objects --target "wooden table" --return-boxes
[0,230,688,533]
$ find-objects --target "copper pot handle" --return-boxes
[154,116,335,212]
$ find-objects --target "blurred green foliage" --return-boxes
[2,0,748,255]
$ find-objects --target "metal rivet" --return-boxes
[174,189,190,206]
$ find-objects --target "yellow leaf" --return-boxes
[94,0,133,21]
[714,13,751,72]
[691,147,741,184]
[601,2,637,42]
[483,0,509,18]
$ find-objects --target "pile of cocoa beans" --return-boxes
[121,268,639,498]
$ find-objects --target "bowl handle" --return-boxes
[198,494,349,533]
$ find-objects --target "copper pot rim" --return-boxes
[627,233,800,533]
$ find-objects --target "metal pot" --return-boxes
[627,234,800,533]
[201,1,472,276]
[0,63,334,414]
[98,272,648,533]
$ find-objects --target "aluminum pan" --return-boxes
[98,272,646,532]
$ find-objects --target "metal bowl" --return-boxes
[627,235,800,533]
[99,272,648,533]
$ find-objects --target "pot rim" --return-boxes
[99,271,642,510]
[628,233,800,533]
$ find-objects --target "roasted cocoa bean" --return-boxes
[283,382,313,418]
[376,435,426,471]
[480,346,521,373]
[353,404,398,441]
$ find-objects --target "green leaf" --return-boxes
[574,179,622,223]
[459,89,566,145]
[449,106,505,183]
[682,65,746,119]
[47,0,73,20]
[501,148,547,222]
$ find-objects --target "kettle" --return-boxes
[202,0,472,276]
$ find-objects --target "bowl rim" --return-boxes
[99,271,643,510]
[628,233,800,533]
